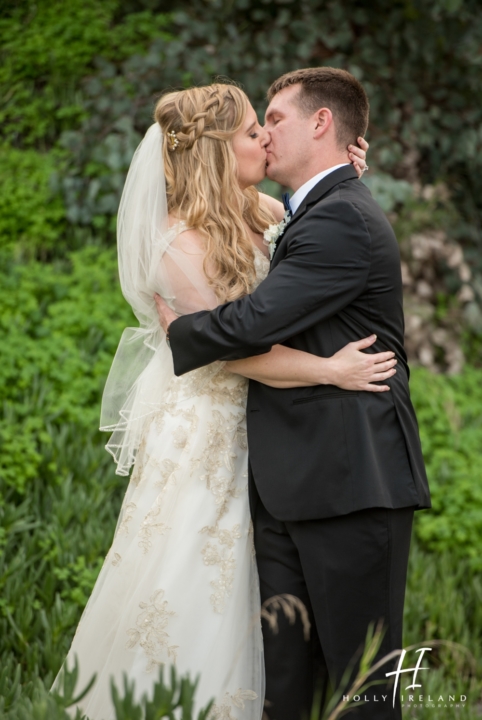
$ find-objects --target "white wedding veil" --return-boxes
[100,124,218,475]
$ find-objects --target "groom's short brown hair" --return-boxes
[267,67,369,149]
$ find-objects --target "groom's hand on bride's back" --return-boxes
[154,293,178,335]
[327,334,397,392]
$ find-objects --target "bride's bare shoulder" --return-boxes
[258,192,284,223]
[167,217,205,255]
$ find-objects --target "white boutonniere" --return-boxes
[263,210,291,260]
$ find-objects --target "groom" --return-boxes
[156,68,430,719]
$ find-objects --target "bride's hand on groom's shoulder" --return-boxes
[327,335,397,392]
[349,137,369,179]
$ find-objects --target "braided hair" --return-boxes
[154,84,274,303]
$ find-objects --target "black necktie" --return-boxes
[282,192,292,218]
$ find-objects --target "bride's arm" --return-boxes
[225,335,397,392]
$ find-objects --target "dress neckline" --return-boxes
[253,243,269,261]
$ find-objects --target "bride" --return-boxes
[54,83,396,719]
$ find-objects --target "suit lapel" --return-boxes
[271,165,359,265]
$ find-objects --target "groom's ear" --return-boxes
[313,108,334,139]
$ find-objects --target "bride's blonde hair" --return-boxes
[154,84,274,302]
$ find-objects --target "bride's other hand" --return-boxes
[327,335,397,392]
[348,136,369,179]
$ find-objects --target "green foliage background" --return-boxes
[0,0,481,716]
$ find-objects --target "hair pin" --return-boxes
[167,130,180,150]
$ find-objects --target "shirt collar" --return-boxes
[289,164,350,215]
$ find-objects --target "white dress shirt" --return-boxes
[289,164,350,215]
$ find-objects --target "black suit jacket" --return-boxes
[169,166,431,521]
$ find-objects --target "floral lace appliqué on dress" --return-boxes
[56,241,269,720]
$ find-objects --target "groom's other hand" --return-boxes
[327,334,397,392]
[154,293,178,335]
[349,136,369,178]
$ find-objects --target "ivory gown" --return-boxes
[55,227,269,719]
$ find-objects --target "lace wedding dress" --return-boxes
[55,223,270,720]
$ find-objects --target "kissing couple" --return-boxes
[56,67,430,720]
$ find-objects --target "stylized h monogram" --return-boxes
[385,647,432,708]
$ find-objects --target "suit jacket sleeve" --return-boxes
[169,199,371,375]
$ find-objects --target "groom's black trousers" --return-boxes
[253,490,414,720]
